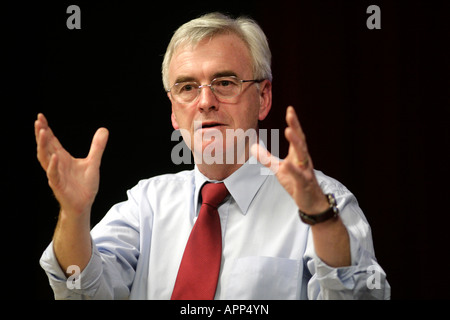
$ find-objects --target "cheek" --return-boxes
[172,107,192,130]
[236,102,261,129]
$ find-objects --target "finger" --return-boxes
[285,107,311,167]
[87,128,109,167]
[38,113,48,126]
[35,114,63,155]
[36,126,59,169]
[37,122,66,171]
[37,128,52,170]
[46,153,61,190]
[250,141,280,174]
[285,126,311,169]
[34,113,64,170]
[285,126,307,155]
[35,113,48,145]
[286,106,306,142]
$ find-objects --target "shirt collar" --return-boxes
[194,156,269,215]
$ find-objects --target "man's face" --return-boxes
[168,33,271,163]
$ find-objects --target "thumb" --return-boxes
[250,141,280,174]
[88,127,109,166]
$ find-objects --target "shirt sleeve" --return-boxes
[39,184,143,300]
[304,172,391,300]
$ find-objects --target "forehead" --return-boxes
[168,33,253,84]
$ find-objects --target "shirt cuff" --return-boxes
[315,258,357,291]
[39,240,103,299]
[314,230,360,291]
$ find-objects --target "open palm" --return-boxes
[35,114,109,216]
[251,106,328,214]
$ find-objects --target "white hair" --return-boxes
[161,12,272,91]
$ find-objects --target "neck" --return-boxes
[196,162,245,181]
[194,142,251,181]
[192,126,262,180]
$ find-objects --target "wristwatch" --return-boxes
[299,193,339,225]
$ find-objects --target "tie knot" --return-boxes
[201,182,229,209]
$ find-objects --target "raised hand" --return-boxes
[35,113,109,216]
[251,106,328,214]
[35,113,109,273]
[251,106,350,267]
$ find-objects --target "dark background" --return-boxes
[5,0,449,299]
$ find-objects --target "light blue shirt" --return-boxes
[40,157,390,299]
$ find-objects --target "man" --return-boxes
[37,12,390,299]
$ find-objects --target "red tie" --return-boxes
[171,182,229,300]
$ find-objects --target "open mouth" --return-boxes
[195,121,225,131]
[202,122,222,128]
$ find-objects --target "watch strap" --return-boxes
[299,193,339,225]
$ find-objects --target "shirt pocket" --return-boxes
[225,256,301,299]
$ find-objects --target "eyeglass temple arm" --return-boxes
[241,79,265,83]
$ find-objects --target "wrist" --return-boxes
[57,208,91,230]
[299,193,339,225]
[299,197,330,216]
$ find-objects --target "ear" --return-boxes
[258,80,272,121]
[171,111,180,130]
[168,92,180,130]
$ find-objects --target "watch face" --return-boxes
[327,193,337,206]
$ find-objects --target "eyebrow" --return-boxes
[174,75,197,84]
[212,70,238,79]
[174,70,238,84]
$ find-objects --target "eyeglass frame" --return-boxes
[167,76,265,104]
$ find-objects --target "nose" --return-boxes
[196,85,219,112]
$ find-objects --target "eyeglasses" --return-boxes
[167,76,264,104]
